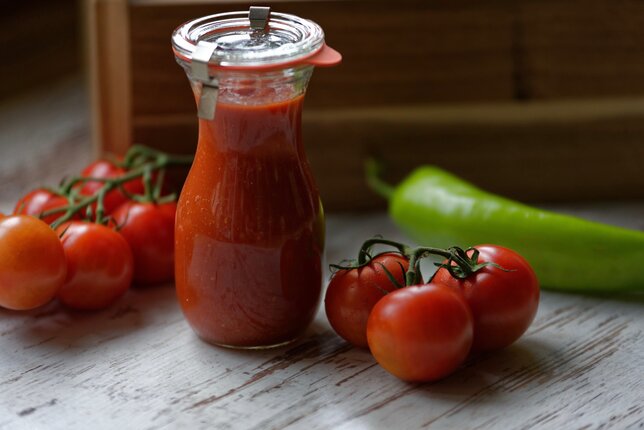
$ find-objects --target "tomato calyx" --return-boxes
[431,246,513,280]
[331,236,511,289]
[37,145,192,229]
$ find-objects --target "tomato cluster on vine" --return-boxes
[0,145,192,312]
[324,238,540,382]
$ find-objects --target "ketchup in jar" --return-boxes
[172,7,341,348]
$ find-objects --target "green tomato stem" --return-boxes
[347,236,508,288]
[357,237,409,265]
[42,146,193,229]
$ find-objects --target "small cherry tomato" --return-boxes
[57,222,133,310]
[112,201,176,285]
[78,160,145,214]
[0,216,67,310]
[433,244,540,353]
[325,252,409,348]
[14,189,72,224]
[367,283,473,382]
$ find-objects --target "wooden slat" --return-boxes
[124,0,644,114]
[90,0,133,156]
[0,1,80,100]
[128,0,515,116]
[520,0,644,99]
[304,105,644,209]
[133,98,644,210]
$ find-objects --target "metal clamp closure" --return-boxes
[190,7,271,120]
[249,6,270,31]
[191,41,219,120]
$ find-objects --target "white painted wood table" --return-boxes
[1,80,643,430]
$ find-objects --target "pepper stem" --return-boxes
[365,159,395,200]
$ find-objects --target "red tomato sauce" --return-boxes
[175,95,324,348]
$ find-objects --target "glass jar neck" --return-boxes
[183,65,313,107]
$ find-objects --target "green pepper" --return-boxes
[367,162,644,292]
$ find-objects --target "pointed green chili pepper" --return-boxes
[367,161,644,292]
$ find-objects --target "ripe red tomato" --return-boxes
[78,160,145,214]
[325,252,409,348]
[0,216,67,310]
[367,283,473,382]
[13,189,72,224]
[433,244,540,353]
[56,222,134,310]
[112,201,176,285]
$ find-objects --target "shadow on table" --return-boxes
[418,337,561,399]
[4,284,179,352]
[339,338,566,429]
[186,317,561,385]
[186,318,355,368]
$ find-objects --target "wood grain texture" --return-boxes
[123,0,644,113]
[128,0,514,116]
[302,100,644,209]
[0,1,80,100]
[0,212,642,430]
[91,0,133,157]
[521,1,644,99]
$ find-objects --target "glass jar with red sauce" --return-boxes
[172,7,341,348]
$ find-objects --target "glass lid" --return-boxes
[172,7,326,68]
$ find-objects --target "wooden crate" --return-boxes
[88,0,644,210]
[0,1,80,100]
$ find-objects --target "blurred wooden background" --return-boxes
[0,1,80,100]
[4,1,644,210]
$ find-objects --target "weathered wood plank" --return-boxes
[0,211,643,430]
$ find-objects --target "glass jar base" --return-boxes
[198,335,300,350]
